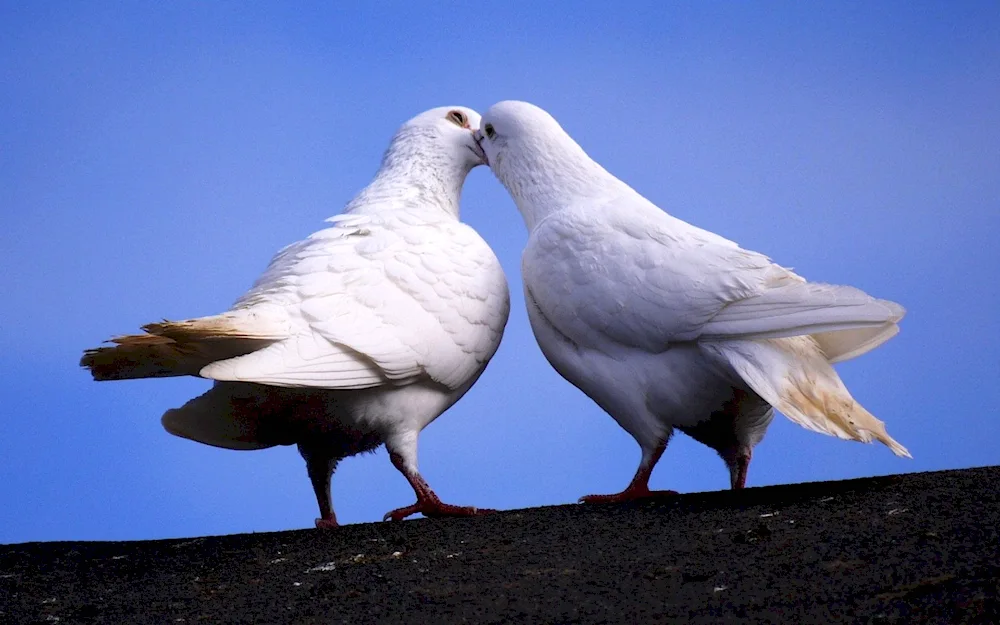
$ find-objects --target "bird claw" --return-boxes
[383,501,495,522]
[314,516,339,530]
[579,488,679,504]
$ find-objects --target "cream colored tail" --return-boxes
[702,336,911,458]
[81,311,287,381]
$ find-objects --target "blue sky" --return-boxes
[2,1,998,543]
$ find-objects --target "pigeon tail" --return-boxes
[161,382,292,450]
[702,336,911,458]
[80,311,286,381]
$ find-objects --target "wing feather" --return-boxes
[524,198,902,360]
[201,212,510,390]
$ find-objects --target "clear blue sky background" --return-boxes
[2,1,998,544]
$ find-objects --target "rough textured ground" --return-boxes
[2,466,998,624]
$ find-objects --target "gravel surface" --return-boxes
[2,466,998,624]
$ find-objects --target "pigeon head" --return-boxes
[355,106,486,218]
[475,101,569,173]
[476,101,619,229]
[385,106,487,173]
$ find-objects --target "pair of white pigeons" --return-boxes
[82,101,909,528]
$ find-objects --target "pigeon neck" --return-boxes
[346,131,468,219]
[498,138,622,231]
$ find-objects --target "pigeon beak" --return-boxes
[470,129,488,166]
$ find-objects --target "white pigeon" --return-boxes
[82,106,511,527]
[475,100,909,501]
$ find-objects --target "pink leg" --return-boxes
[383,452,494,522]
[579,441,678,504]
[729,449,752,490]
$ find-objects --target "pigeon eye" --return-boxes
[446,110,468,128]
[484,123,496,139]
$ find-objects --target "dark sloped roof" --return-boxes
[2,466,999,624]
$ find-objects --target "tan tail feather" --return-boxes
[780,381,911,458]
[142,314,287,342]
[703,337,910,459]
[81,334,208,380]
[82,311,287,381]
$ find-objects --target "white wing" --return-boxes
[201,212,510,390]
[523,195,902,358]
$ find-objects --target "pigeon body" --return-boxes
[476,100,908,498]
[82,106,510,527]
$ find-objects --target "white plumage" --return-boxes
[476,100,907,500]
[83,106,510,527]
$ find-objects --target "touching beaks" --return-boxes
[470,130,488,166]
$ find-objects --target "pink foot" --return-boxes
[580,442,673,504]
[314,514,339,530]
[579,486,679,504]
[383,500,495,522]
[384,451,495,522]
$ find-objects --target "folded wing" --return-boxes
[701,282,905,363]
[524,200,903,362]
[79,213,507,393]
[202,215,508,390]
